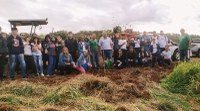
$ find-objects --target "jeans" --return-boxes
[144,45,150,54]
[33,55,43,74]
[47,55,56,75]
[90,51,100,69]
[180,50,188,62]
[9,54,26,79]
[102,50,112,60]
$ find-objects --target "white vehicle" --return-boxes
[168,40,179,61]
[191,40,200,57]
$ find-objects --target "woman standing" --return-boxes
[31,37,44,76]
[47,36,57,76]
[23,37,35,75]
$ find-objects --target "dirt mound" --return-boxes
[44,108,59,111]
[80,66,173,103]
[115,106,130,111]
[0,104,18,111]
[80,79,116,103]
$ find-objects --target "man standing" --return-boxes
[88,33,99,69]
[140,31,151,54]
[158,30,169,52]
[99,31,113,61]
[0,27,8,81]
[7,27,26,80]
[65,31,78,62]
[179,28,191,62]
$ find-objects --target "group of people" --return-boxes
[0,26,191,81]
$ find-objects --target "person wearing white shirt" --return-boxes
[99,31,113,60]
[158,30,169,52]
[150,38,160,67]
[118,34,128,65]
[151,31,158,44]
[23,37,36,74]
[161,45,172,66]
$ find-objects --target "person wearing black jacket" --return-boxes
[150,38,160,67]
[7,28,26,80]
[113,33,120,66]
[0,28,8,81]
[41,34,51,72]
[65,32,78,62]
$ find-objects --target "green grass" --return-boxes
[161,62,200,95]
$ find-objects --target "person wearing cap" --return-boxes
[76,50,92,74]
[150,38,160,67]
[0,27,8,81]
[65,31,78,62]
[7,27,26,80]
[178,28,191,62]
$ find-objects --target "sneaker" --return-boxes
[41,73,45,77]
[46,75,50,77]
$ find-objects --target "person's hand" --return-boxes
[73,64,76,68]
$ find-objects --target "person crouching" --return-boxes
[127,46,137,67]
[58,47,76,75]
[76,50,92,74]
[161,45,172,66]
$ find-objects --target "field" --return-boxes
[0,60,200,111]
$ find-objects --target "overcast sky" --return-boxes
[1,0,200,34]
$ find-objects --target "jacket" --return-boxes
[77,53,89,66]
[0,35,7,54]
[59,52,74,65]
[65,38,78,53]
[149,44,160,54]
[7,35,24,54]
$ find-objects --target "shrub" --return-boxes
[161,62,200,95]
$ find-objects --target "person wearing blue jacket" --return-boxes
[78,36,88,56]
[58,47,76,75]
[7,28,26,80]
[150,38,160,67]
[76,50,92,74]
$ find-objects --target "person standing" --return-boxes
[179,28,191,62]
[0,27,8,81]
[65,32,78,62]
[140,31,151,54]
[88,33,99,69]
[23,37,35,75]
[99,31,113,60]
[118,34,128,66]
[7,28,26,80]
[42,35,51,73]
[158,30,169,52]
[150,38,160,67]
[31,37,44,76]
[47,36,57,76]
[113,33,120,66]
[78,36,88,56]
[55,36,64,70]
